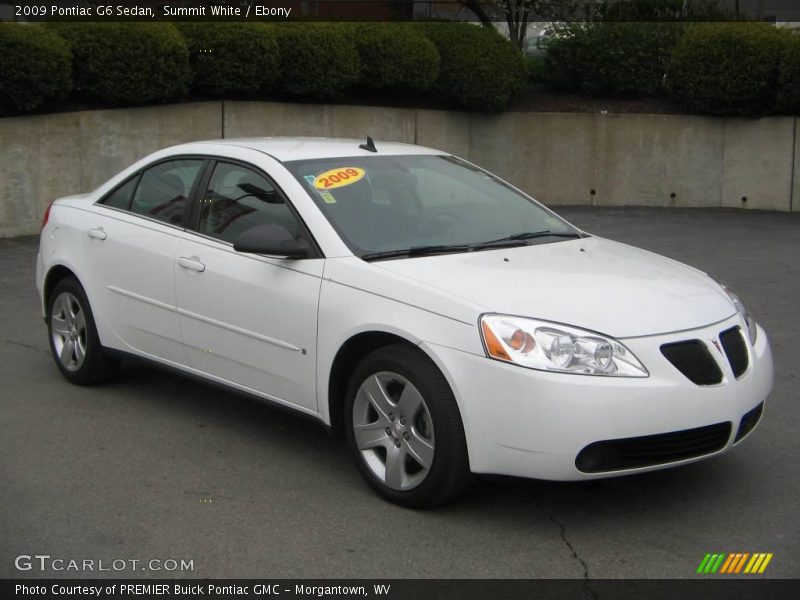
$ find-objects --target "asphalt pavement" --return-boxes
[1,206,798,580]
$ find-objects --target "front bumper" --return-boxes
[423,316,773,480]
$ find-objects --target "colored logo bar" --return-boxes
[696,553,773,574]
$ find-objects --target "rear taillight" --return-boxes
[41,201,55,232]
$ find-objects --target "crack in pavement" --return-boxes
[1,338,50,357]
[540,504,598,600]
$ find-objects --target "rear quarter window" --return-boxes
[99,176,138,210]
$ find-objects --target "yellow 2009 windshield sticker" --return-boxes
[313,167,365,190]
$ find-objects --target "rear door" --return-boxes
[174,160,323,413]
[83,158,205,364]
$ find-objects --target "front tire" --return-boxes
[47,276,119,385]
[344,344,473,508]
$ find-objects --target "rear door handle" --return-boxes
[88,227,107,240]
[177,256,206,272]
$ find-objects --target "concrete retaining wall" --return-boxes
[1,100,797,237]
[0,103,221,238]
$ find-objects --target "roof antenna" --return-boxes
[359,136,377,153]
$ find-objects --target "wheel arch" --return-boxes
[326,330,429,436]
[43,264,82,320]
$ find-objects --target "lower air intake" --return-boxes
[576,422,732,473]
[735,403,764,443]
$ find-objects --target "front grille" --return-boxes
[661,340,723,385]
[720,326,749,378]
[735,403,763,443]
[575,422,732,473]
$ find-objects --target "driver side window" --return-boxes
[198,162,300,244]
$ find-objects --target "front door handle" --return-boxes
[88,227,107,240]
[177,256,206,272]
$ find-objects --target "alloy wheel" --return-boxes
[50,291,88,372]
[352,371,435,491]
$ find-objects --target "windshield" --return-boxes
[284,155,580,259]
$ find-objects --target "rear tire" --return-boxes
[47,276,119,385]
[344,344,473,508]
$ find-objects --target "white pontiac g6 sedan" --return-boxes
[36,138,773,507]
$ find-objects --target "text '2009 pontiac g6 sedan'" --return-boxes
[36,137,773,507]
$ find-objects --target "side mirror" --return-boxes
[233,224,309,259]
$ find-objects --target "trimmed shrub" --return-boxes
[0,24,72,114]
[777,34,800,114]
[525,54,546,84]
[354,24,439,93]
[417,23,526,112]
[276,24,360,100]
[541,29,585,93]
[50,23,190,106]
[544,23,685,96]
[177,22,280,97]
[667,22,791,116]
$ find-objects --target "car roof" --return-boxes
[189,137,448,162]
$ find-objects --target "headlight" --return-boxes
[479,314,648,377]
[718,283,757,345]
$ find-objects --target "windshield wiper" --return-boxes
[473,230,583,248]
[361,244,470,262]
[361,231,583,261]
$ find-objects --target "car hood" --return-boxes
[371,236,735,338]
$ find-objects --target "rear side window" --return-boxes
[130,159,204,226]
[198,162,301,243]
[100,176,138,210]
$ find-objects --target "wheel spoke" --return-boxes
[406,429,435,470]
[66,296,79,321]
[51,315,69,337]
[397,383,424,419]
[384,445,406,489]
[54,295,68,321]
[73,307,86,332]
[60,338,74,366]
[353,421,390,450]
[74,339,86,365]
[361,374,395,420]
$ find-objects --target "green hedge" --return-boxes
[545,23,684,96]
[0,24,72,114]
[5,21,800,118]
[51,23,190,106]
[525,54,547,84]
[777,34,800,114]
[276,24,360,100]
[418,23,526,112]
[177,23,280,97]
[355,24,439,92]
[667,22,791,116]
